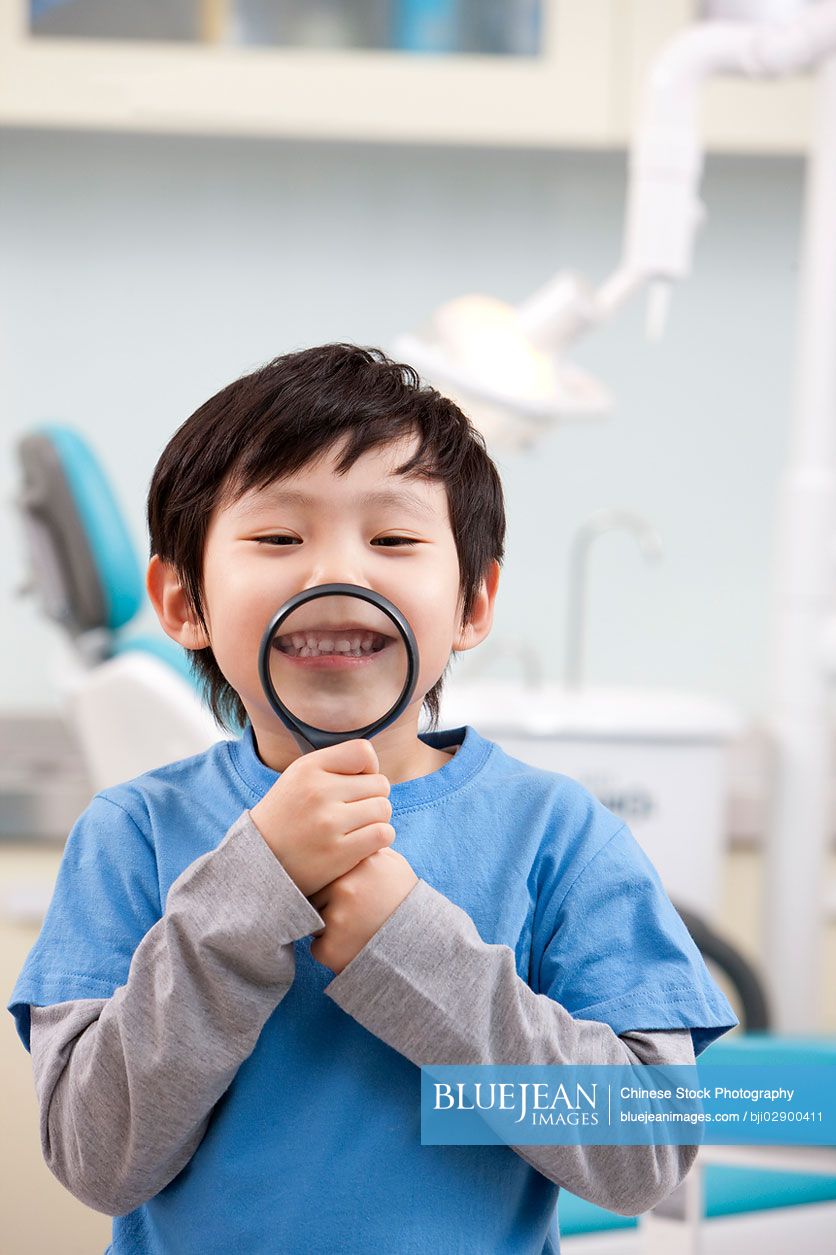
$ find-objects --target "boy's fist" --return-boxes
[308,846,419,974]
[248,737,395,898]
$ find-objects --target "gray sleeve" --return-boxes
[27,810,325,1217]
[323,877,699,1217]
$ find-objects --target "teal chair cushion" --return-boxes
[698,1031,836,1067]
[39,424,144,631]
[559,1165,836,1235]
[29,424,248,737]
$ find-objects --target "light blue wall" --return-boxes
[0,129,803,722]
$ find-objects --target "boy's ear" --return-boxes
[452,560,500,652]
[146,555,211,650]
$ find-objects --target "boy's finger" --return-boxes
[331,773,390,802]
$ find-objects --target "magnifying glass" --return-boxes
[257,583,420,755]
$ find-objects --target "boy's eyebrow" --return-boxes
[233,486,436,520]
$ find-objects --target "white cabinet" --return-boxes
[0,1,819,151]
[0,1,618,146]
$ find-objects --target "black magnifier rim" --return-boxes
[257,582,420,752]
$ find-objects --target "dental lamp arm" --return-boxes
[518,2,836,353]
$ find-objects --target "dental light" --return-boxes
[395,285,612,450]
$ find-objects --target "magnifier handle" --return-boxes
[290,724,372,754]
[289,728,317,755]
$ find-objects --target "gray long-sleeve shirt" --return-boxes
[27,808,697,1225]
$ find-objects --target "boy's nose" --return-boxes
[300,574,368,593]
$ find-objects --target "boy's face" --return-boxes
[150,430,499,773]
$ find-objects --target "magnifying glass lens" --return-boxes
[268,594,409,734]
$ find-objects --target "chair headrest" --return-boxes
[16,424,144,635]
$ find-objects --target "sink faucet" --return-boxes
[565,508,664,690]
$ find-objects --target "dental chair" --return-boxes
[13,424,240,793]
[560,1018,836,1253]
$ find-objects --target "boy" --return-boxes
[8,343,737,1254]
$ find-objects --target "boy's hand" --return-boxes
[307,846,419,975]
[248,738,394,898]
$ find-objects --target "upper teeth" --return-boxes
[278,630,385,657]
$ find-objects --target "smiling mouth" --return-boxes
[273,628,391,659]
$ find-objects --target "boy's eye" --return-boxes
[253,536,418,547]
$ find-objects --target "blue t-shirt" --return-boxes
[8,722,737,1254]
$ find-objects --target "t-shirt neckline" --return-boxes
[227,721,493,812]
